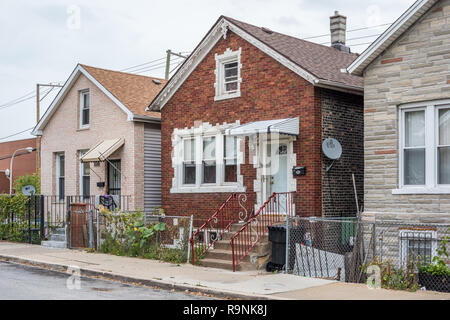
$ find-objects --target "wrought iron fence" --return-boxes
[284,216,450,292]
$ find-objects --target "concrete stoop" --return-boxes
[41,227,67,249]
[200,221,273,271]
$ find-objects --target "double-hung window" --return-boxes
[80,90,90,128]
[56,153,65,200]
[397,101,450,193]
[438,107,450,185]
[202,136,216,184]
[214,48,242,101]
[79,150,90,199]
[174,126,243,193]
[183,138,196,185]
[224,136,237,183]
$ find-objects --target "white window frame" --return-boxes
[214,48,242,101]
[223,135,238,185]
[56,153,65,201]
[79,150,90,198]
[79,90,90,129]
[398,229,437,269]
[393,99,450,194]
[171,122,245,193]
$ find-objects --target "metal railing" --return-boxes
[189,193,254,265]
[231,192,295,272]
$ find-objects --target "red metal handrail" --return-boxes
[230,192,295,272]
[190,193,252,265]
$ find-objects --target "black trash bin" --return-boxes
[266,224,286,272]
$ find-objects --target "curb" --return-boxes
[0,254,285,300]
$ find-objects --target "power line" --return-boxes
[133,58,185,75]
[120,57,167,72]
[0,87,53,111]
[320,33,382,45]
[0,127,34,141]
[0,90,35,108]
[302,22,392,40]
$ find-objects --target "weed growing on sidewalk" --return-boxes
[97,206,189,264]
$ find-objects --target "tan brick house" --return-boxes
[348,0,450,264]
[149,15,364,223]
[33,64,166,212]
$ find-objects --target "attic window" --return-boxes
[152,79,162,85]
[261,27,273,34]
[214,48,242,101]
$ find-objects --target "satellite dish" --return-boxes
[322,138,342,160]
[22,185,36,196]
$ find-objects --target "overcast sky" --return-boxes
[0,0,416,143]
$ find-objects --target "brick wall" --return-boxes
[0,138,37,194]
[40,74,144,210]
[320,88,364,217]
[363,0,450,219]
[161,30,359,220]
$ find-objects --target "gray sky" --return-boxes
[0,0,416,143]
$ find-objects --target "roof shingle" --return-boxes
[223,16,363,88]
[81,64,166,118]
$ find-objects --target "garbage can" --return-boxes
[266,224,286,272]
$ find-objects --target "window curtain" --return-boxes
[439,108,450,184]
[404,111,425,185]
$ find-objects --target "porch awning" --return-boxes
[80,138,125,163]
[225,117,299,136]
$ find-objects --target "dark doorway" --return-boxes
[107,160,121,196]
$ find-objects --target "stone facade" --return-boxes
[160,30,364,221]
[40,74,145,210]
[362,0,450,222]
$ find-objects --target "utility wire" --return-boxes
[0,87,53,111]
[320,33,382,45]
[0,127,34,141]
[302,22,392,40]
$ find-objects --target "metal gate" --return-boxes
[67,199,97,249]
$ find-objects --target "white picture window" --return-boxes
[214,48,242,101]
[172,122,245,193]
[80,90,90,128]
[396,101,450,193]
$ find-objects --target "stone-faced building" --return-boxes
[33,64,165,212]
[149,14,364,222]
[348,0,450,264]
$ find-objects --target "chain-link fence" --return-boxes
[284,216,450,292]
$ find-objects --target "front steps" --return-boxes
[41,227,67,249]
[199,221,274,271]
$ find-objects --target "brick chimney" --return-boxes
[330,11,350,53]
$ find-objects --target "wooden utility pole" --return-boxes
[35,83,63,173]
[165,50,188,80]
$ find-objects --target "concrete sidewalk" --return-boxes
[0,241,449,300]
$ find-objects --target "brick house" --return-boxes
[32,64,165,212]
[0,138,37,194]
[347,0,450,265]
[149,14,364,224]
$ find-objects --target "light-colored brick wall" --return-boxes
[40,73,144,210]
[363,0,450,220]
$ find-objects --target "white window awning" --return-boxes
[80,138,125,163]
[225,117,299,136]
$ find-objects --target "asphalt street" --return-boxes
[0,260,215,300]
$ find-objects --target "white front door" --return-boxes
[263,141,289,213]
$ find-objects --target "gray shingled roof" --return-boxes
[224,16,364,88]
